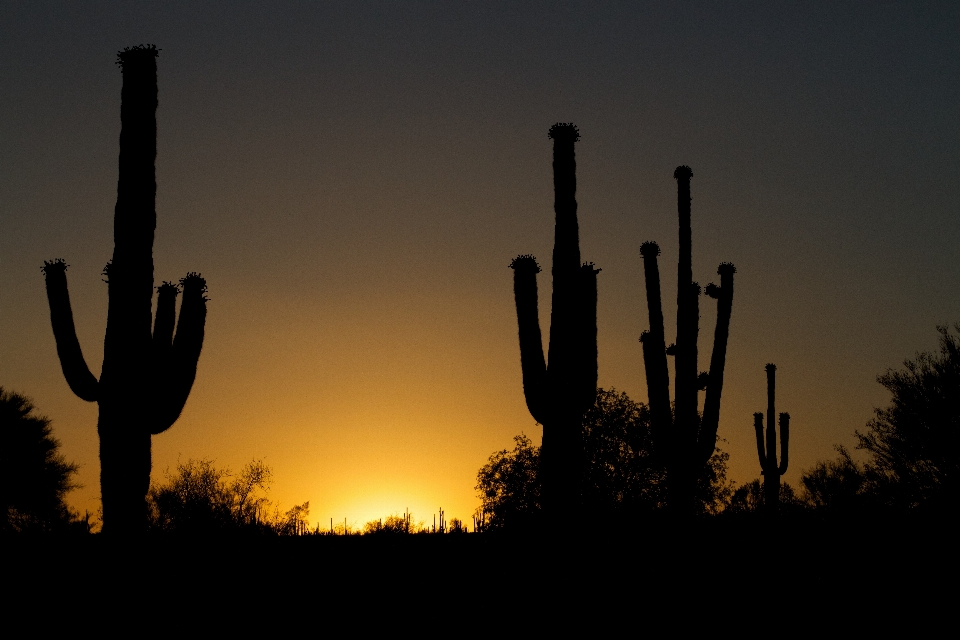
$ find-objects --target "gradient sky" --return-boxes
[2,2,959,529]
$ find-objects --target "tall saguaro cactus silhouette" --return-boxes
[41,45,208,534]
[509,123,599,516]
[753,363,790,514]
[639,166,735,515]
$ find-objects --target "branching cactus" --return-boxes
[41,45,208,534]
[753,363,790,515]
[509,123,599,516]
[639,166,735,515]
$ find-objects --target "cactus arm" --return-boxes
[778,412,790,475]
[151,273,207,434]
[639,242,673,445]
[753,412,767,472]
[577,262,600,412]
[510,256,550,426]
[698,263,736,465]
[41,260,99,402]
[152,281,178,353]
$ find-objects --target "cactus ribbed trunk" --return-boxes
[639,167,736,517]
[510,123,598,520]
[754,364,790,516]
[42,46,208,535]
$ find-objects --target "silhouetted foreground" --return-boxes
[510,123,599,519]
[640,167,735,516]
[41,46,207,535]
[5,517,954,623]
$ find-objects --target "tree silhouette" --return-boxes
[509,123,599,519]
[639,166,736,516]
[0,388,80,533]
[476,388,732,530]
[854,323,960,512]
[476,433,541,530]
[752,363,790,515]
[40,45,208,535]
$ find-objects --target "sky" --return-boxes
[2,1,959,529]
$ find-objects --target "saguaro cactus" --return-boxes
[639,166,735,515]
[509,123,599,516]
[753,363,790,514]
[41,45,207,534]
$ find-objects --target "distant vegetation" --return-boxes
[147,458,309,535]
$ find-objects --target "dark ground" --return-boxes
[3,518,954,628]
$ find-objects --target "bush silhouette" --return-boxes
[40,45,208,535]
[639,167,736,516]
[724,479,803,516]
[147,458,309,535]
[0,388,81,533]
[476,388,732,530]
[509,123,599,518]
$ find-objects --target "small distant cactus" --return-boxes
[753,363,790,515]
[509,123,599,517]
[639,167,735,515]
[41,46,207,534]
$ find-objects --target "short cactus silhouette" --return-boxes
[509,123,599,516]
[41,45,208,534]
[753,363,790,515]
[639,166,735,515]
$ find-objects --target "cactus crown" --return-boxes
[548,123,580,142]
[717,262,737,276]
[673,165,693,180]
[581,262,601,274]
[180,272,208,297]
[765,363,777,373]
[157,281,180,295]
[639,241,661,258]
[41,259,68,275]
[509,254,541,273]
[116,44,160,68]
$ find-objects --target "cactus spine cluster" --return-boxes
[509,123,599,516]
[639,166,735,515]
[753,363,790,514]
[41,45,208,534]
